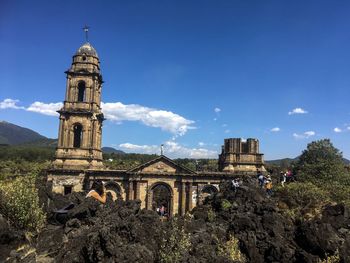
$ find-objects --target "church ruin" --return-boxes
[218,138,265,172]
[47,39,265,216]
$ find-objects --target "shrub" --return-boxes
[221,199,232,211]
[207,207,216,222]
[218,234,246,262]
[0,172,46,233]
[318,249,340,263]
[277,182,330,208]
[159,220,191,263]
[276,182,331,220]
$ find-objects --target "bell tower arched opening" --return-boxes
[77,81,85,102]
[73,124,83,148]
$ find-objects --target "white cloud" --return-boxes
[222,124,227,127]
[270,127,280,132]
[26,102,62,116]
[347,127,350,131]
[288,107,308,115]
[198,142,205,146]
[119,143,159,154]
[0,99,195,136]
[119,140,218,158]
[224,129,230,134]
[0,99,25,110]
[304,131,315,136]
[334,127,342,133]
[293,130,315,139]
[0,98,61,116]
[101,102,195,136]
[214,107,221,113]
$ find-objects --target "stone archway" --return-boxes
[104,182,123,201]
[147,182,174,217]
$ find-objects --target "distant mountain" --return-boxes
[102,147,125,154]
[0,121,49,145]
[342,158,350,165]
[265,158,298,166]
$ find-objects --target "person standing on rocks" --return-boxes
[281,172,287,187]
[86,181,107,204]
[232,178,240,193]
[265,176,273,197]
[257,171,264,188]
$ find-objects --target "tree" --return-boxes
[296,139,347,183]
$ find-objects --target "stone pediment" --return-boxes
[127,155,196,174]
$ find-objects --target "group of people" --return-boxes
[257,172,273,197]
[280,170,294,187]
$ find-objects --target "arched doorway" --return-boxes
[148,182,173,217]
[104,182,123,201]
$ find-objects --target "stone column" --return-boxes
[135,181,141,200]
[181,182,186,216]
[188,182,193,211]
[65,77,70,101]
[58,118,63,147]
[146,189,153,210]
[128,181,134,201]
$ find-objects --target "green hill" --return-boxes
[0,121,49,145]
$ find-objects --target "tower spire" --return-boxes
[83,25,90,43]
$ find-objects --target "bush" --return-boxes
[207,207,216,222]
[159,220,191,263]
[0,172,46,233]
[221,199,232,211]
[218,234,246,262]
[276,182,331,219]
[318,249,340,263]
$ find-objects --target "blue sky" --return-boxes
[1,0,350,159]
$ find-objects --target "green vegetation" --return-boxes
[0,145,55,162]
[103,151,218,171]
[159,220,191,263]
[218,235,246,262]
[103,152,158,170]
[295,139,350,206]
[221,199,232,211]
[0,171,46,233]
[318,250,340,263]
[0,146,50,233]
[175,158,218,171]
[276,139,350,219]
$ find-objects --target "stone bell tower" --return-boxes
[52,41,104,170]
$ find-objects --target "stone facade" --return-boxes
[218,138,266,172]
[47,42,265,216]
[52,43,104,170]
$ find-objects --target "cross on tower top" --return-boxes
[83,25,90,42]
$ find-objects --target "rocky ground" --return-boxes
[1,178,349,262]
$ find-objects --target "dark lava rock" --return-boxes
[0,214,25,262]
[5,178,350,263]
